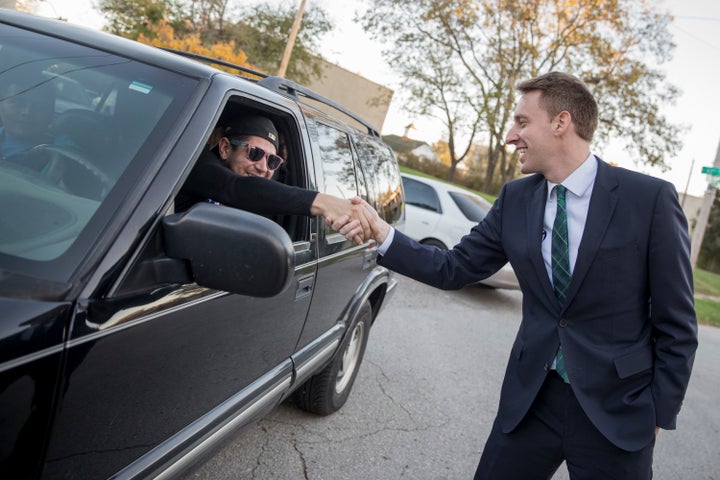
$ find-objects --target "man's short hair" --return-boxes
[516,72,598,142]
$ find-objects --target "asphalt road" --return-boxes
[182,276,720,480]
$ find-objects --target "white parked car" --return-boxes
[400,173,520,290]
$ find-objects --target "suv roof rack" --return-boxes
[159,48,268,79]
[257,76,380,138]
[161,48,381,138]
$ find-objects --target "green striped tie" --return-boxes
[552,185,570,383]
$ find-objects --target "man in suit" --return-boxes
[331,72,697,479]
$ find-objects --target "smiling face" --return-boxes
[505,90,559,177]
[218,134,276,179]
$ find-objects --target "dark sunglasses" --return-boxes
[229,139,284,170]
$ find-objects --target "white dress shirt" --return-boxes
[542,153,597,282]
[545,154,596,371]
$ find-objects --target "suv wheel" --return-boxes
[294,300,372,415]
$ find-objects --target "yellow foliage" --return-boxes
[15,0,41,13]
[136,20,257,74]
[434,140,452,167]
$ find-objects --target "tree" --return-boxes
[223,2,331,83]
[14,0,39,12]
[137,20,254,73]
[97,0,169,39]
[361,0,683,193]
[396,38,483,182]
[97,0,331,84]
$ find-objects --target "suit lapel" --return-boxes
[526,178,559,313]
[563,158,618,309]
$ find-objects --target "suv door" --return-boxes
[40,96,316,479]
[296,120,371,350]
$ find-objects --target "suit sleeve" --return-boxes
[177,150,317,216]
[648,182,698,429]
[378,184,509,290]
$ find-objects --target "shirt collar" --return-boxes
[546,153,597,198]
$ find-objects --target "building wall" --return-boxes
[303,58,393,134]
[0,1,17,9]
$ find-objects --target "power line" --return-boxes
[674,15,720,22]
[670,23,720,52]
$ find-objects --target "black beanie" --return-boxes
[222,115,279,150]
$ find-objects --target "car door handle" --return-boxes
[295,273,315,300]
[325,232,346,245]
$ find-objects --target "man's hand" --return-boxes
[326,197,391,245]
[311,193,373,243]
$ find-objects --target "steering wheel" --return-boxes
[19,144,114,200]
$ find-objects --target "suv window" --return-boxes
[402,176,442,213]
[0,24,199,289]
[316,122,361,198]
[315,122,367,254]
[355,138,403,224]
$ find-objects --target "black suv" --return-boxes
[0,10,404,479]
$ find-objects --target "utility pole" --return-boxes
[681,157,694,209]
[277,0,307,78]
[690,139,720,268]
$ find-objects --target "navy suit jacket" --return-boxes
[379,158,697,451]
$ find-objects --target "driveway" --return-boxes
[182,276,719,479]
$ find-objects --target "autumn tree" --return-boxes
[395,36,483,182]
[222,2,331,83]
[98,0,330,83]
[361,0,683,193]
[14,0,39,12]
[137,20,254,73]
[97,0,169,39]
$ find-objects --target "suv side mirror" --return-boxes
[163,203,294,297]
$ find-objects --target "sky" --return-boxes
[33,0,720,197]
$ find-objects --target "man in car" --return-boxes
[176,114,372,238]
[0,70,56,160]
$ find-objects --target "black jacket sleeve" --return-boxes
[176,149,318,215]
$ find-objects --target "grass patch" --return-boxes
[694,268,720,298]
[695,298,720,327]
[693,269,720,328]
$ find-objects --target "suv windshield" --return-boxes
[0,24,199,292]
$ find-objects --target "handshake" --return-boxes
[319,195,391,245]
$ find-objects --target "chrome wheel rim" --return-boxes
[335,321,365,394]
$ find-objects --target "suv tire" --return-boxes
[294,300,372,415]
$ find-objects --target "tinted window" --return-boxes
[0,25,199,292]
[401,177,441,213]
[356,138,403,224]
[448,191,489,223]
[316,122,365,254]
[316,123,358,198]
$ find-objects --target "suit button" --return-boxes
[559,319,568,327]
[543,363,549,371]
